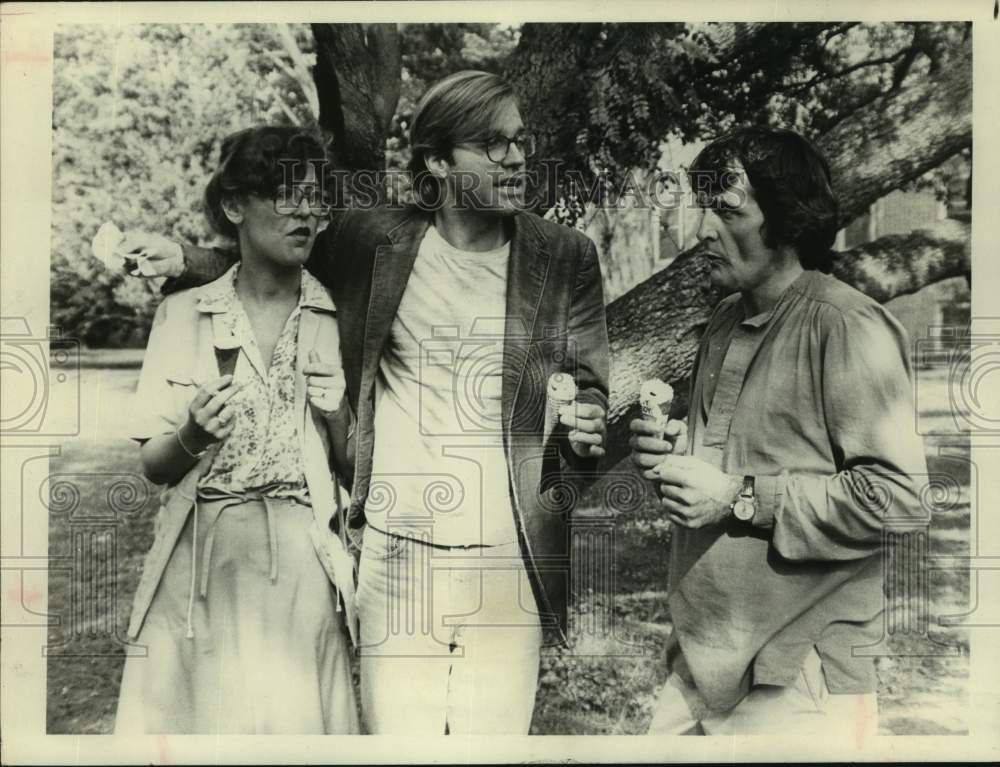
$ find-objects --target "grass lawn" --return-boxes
[46,363,970,735]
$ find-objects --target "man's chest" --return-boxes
[384,253,509,367]
[695,321,829,470]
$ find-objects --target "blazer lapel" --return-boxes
[295,274,339,454]
[502,213,551,433]
[359,213,430,395]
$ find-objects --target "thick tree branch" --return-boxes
[817,84,888,136]
[829,220,970,303]
[823,36,971,225]
[786,48,911,95]
[504,23,599,167]
[365,24,402,136]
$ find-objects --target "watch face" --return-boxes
[733,499,755,522]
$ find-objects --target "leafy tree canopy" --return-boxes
[51,21,969,346]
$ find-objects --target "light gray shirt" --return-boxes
[671,270,928,711]
[368,225,519,546]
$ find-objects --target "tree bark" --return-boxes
[692,25,973,226]
[311,23,401,172]
[503,23,601,171]
[601,219,970,467]
[824,37,972,226]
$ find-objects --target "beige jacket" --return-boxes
[126,270,358,645]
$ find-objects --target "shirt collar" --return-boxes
[194,263,335,315]
[299,268,336,314]
[194,263,239,314]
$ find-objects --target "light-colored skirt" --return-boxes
[115,495,359,734]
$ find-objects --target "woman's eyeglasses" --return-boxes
[271,184,331,217]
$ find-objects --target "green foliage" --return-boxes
[506,22,970,211]
[52,22,968,344]
[51,24,316,346]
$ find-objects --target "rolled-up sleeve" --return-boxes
[752,303,928,561]
[131,299,187,442]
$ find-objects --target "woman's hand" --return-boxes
[179,375,240,453]
[141,375,240,484]
[304,349,347,417]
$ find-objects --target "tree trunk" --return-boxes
[503,23,601,171]
[311,23,401,172]
[601,219,970,467]
[828,220,970,303]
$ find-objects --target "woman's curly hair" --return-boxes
[204,125,331,240]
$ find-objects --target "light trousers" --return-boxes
[648,647,879,737]
[356,526,543,734]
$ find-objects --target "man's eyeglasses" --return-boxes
[271,184,331,216]
[476,132,537,163]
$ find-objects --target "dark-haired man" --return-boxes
[630,127,926,736]
[125,70,609,735]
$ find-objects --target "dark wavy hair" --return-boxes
[688,127,839,272]
[204,125,330,241]
[407,70,517,208]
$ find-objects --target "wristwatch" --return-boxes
[730,475,757,522]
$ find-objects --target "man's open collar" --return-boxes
[383,206,545,252]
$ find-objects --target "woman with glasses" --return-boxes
[115,125,359,734]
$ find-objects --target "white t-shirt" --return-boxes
[367,224,519,546]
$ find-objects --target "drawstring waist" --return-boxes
[184,488,299,640]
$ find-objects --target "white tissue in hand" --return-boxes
[91,222,125,271]
[134,254,163,276]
